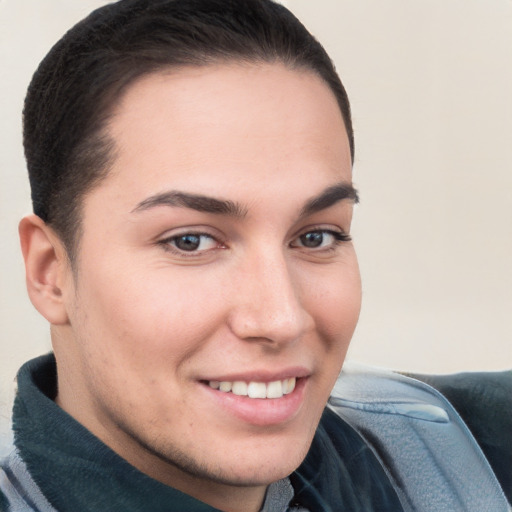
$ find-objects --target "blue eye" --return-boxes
[163,233,218,253]
[299,232,325,248]
[174,234,201,251]
[292,230,351,249]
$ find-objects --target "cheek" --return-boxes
[306,260,361,403]
[303,257,362,342]
[74,261,225,370]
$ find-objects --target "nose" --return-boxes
[227,249,313,347]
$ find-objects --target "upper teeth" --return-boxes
[208,378,296,399]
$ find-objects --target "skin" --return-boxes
[20,63,361,512]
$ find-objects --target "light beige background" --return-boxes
[1,0,511,451]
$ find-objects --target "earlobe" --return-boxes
[19,215,71,325]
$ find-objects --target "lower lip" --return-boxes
[201,378,308,427]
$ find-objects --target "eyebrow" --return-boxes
[132,191,248,217]
[299,182,359,217]
[131,182,358,218]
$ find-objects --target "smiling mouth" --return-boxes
[205,378,296,399]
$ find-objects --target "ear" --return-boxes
[19,215,71,325]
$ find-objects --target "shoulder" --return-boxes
[0,489,8,512]
[327,364,511,509]
[0,457,10,512]
[404,369,512,434]
[405,369,512,503]
[0,451,56,512]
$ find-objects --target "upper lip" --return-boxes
[200,366,311,383]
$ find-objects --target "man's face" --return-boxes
[56,63,361,502]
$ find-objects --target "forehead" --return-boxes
[88,63,352,213]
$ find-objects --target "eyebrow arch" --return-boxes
[300,182,359,217]
[131,191,248,218]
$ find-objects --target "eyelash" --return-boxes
[292,229,352,250]
[158,228,351,257]
[158,231,222,257]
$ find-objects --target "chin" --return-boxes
[230,450,308,486]
[194,453,307,488]
[146,427,314,489]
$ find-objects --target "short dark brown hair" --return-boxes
[23,0,354,259]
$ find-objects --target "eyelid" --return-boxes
[292,224,351,241]
[157,227,226,257]
[156,225,223,242]
[289,226,352,252]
